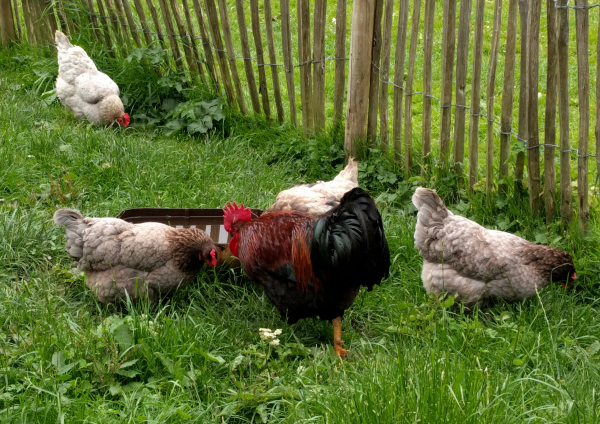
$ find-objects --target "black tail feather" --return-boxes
[310,188,390,290]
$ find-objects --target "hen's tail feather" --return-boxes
[310,187,390,290]
[412,188,449,251]
[53,208,86,261]
[55,30,73,53]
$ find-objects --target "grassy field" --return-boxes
[3,39,600,424]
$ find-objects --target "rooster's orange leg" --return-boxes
[332,317,348,357]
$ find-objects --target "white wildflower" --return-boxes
[270,339,280,346]
[273,329,282,336]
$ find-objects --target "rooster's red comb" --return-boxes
[223,201,252,233]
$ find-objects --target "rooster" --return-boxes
[412,188,576,307]
[55,31,130,126]
[265,158,358,216]
[54,208,218,304]
[224,187,390,357]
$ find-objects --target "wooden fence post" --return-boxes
[312,0,326,131]
[192,0,220,88]
[332,0,347,127]
[575,0,590,230]
[280,0,297,126]
[264,0,284,123]
[298,0,313,133]
[345,0,376,158]
[527,0,542,217]
[158,0,185,72]
[379,0,396,152]
[499,0,518,195]
[596,0,600,203]
[204,0,236,105]
[421,0,435,170]
[453,0,472,183]
[217,0,247,112]
[468,0,485,189]
[557,0,572,225]
[439,0,457,167]
[0,0,17,46]
[486,0,502,193]
[391,0,409,158]
[250,0,271,119]
[235,0,260,114]
[514,0,529,192]
[366,0,384,146]
[404,0,422,176]
[132,0,154,46]
[544,0,558,221]
[121,0,142,48]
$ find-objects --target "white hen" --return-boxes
[55,31,130,126]
[265,158,359,216]
[412,187,576,307]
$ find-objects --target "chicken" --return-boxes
[412,187,576,307]
[264,158,359,216]
[55,30,130,126]
[224,187,390,357]
[53,208,218,304]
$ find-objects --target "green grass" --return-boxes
[3,46,600,424]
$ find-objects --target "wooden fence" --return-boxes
[0,0,599,230]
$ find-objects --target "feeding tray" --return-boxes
[116,207,263,268]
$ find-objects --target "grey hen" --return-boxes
[412,188,576,306]
[54,208,217,304]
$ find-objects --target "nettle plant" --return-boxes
[163,98,225,137]
[124,46,225,137]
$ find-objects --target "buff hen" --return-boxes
[54,208,217,304]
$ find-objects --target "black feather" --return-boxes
[310,187,390,291]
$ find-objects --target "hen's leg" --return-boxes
[332,317,348,357]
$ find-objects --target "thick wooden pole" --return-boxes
[0,0,17,45]
[345,0,376,158]
[575,0,590,230]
